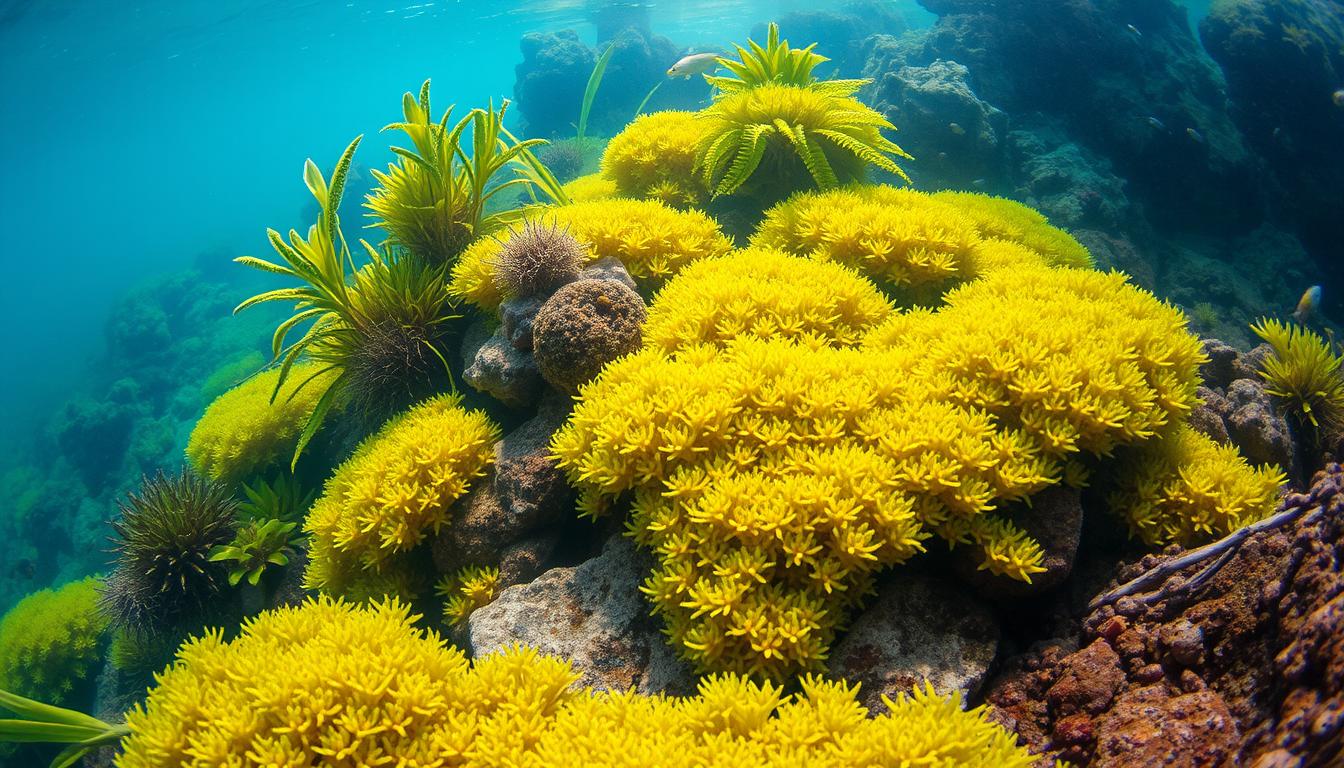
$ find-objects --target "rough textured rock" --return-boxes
[434,392,575,574]
[578,255,639,294]
[1188,339,1300,479]
[763,2,908,79]
[1094,685,1241,767]
[1199,0,1344,263]
[513,30,593,140]
[953,486,1085,597]
[862,58,1007,189]
[500,295,545,352]
[984,463,1344,766]
[462,321,544,408]
[826,571,999,712]
[532,279,646,393]
[1008,124,1131,230]
[469,536,696,695]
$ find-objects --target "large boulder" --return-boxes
[468,536,696,695]
[826,571,1000,712]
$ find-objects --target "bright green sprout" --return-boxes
[209,518,302,587]
[706,22,861,94]
[238,475,315,525]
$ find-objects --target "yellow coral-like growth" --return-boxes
[435,565,501,627]
[931,190,1094,270]
[642,248,893,353]
[1109,424,1285,546]
[304,394,500,597]
[601,111,709,208]
[449,198,732,312]
[114,597,1039,768]
[0,577,108,705]
[552,263,1206,677]
[751,186,1092,297]
[561,172,618,203]
[186,363,337,484]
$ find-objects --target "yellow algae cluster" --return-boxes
[435,565,501,627]
[304,394,499,597]
[114,597,1039,768]
[561,172,618,203]
[185,363,337,484]
[751,185,1094,297]
[642,248,893,353]
[600,110,708,208]
[551,261,1210,677]
[448,198,732,312]
[0,576,108,705]
[1109,424,1285,546]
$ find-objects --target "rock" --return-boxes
[1199,338,1245,390]
[983,463,1344,766]
[1159,619,1206,668]
[952,486,1084,596]
[578,255,639,294]
[532,279,646,393]
[1189,386,1233,444]
[762,2,908,79]
[468,536,695,695]
[462,321,544,407]
[494,390,576,533]
[500,297,545,352]
[513,30,593,139]
[1009,126,1130,230]
[863,58,1008,189]
[498,535,560,588]
[1093,686,1241,767]
[1200,0,1344,258]
[906,0,1258,233]
[1045,640,1126,717]
[826,571,999,712]
[1225,378,1298,472]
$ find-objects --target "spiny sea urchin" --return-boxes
[100,470,238,632]
[491,221,586,299]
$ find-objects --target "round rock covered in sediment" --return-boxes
[532,278,646,393]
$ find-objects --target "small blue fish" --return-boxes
[1126,24,1142,38]
[1145,116,1166,131]
[1294,285,1322,324]
[1186,127,1205,144]
[1334,89,1344,108]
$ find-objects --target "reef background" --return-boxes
[0,0,1339,616]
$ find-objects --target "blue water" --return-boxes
[0,0,934,463]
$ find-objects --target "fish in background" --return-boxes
[1294,285,1323,324]
[667,52,721,78]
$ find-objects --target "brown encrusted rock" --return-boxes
[468,535,695,695]
[1045,639,1126,717]
[951,486,1084,597]
[1093,685,1240,768]
[826,571,999,712]
[532,278,646,393]
[500,295,545,351]
[1225,378,1297,472]
[578,255,640,293]
[462,321,544,407]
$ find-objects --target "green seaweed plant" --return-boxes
[209,518,302,587]
[577,44,615,142]
[366,81,549,264]
[238,475,314,524]
[235,137,460,463]
[706,22,858,94]
[0,688,128,768]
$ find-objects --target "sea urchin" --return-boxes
[491,221,586,300]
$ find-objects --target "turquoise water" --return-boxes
[0,1,929,454]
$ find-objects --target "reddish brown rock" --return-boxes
[1093,685,1240,767]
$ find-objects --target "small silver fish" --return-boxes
[1294,285,1322,324]
[1186,127,1205,144]
[667,52,721,78]
[1145,116,1166,131]
[1127,24,1142,38]
[948,122,965,136]
[971,178,987,189]
[1333,88,1344,108]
